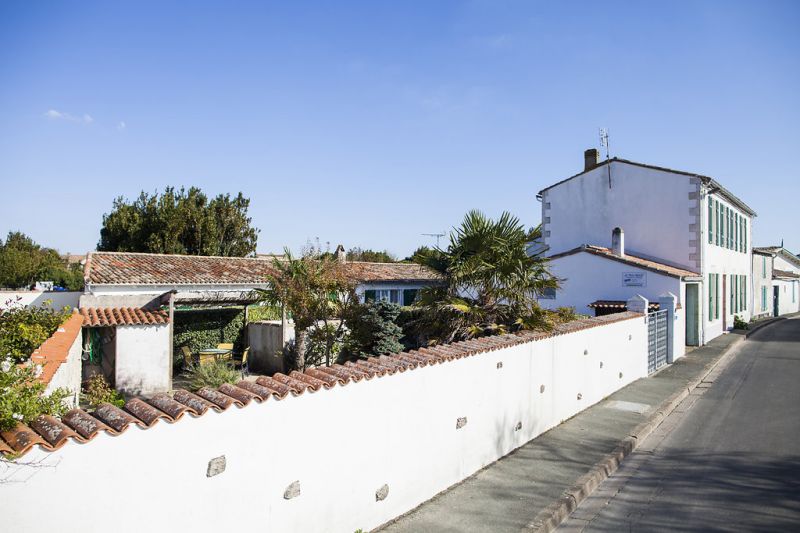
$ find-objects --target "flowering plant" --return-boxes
[0,357,69,431]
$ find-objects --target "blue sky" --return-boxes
[1,1,798,257]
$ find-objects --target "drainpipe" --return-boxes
[168,291,175,391]
[699,186,707,345]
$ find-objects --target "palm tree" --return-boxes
[258,249,356,371]
[408,210,560,345]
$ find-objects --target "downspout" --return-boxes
[168,291,175,391]
[699,186,707,345]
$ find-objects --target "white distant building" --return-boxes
[538,150,756,346]
[751,246,800,318]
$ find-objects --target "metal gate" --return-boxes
[647,309,669,374]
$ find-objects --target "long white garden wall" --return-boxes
[1,314,647,533]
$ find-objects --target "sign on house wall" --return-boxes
[622,272,647,287]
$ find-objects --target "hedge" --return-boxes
[173,308,246,363]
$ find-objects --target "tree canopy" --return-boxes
[345,247,396,263]
[405,210,564,345]
[98,187,259,257]
[0,232,83,290]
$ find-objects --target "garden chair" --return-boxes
[180,346,195,370]
[233,347,249,376]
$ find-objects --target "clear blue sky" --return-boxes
[1,1,798,257]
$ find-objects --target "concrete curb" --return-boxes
[743,316,784,338]
[523,324,784,533]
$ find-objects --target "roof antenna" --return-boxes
[599,127,611,188]
[422,232,446,248]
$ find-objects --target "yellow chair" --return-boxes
[234,347,249,373]
[181,346,195,368]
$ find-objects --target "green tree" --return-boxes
[258,249,358,370]
[98,187,259,256]
[0,232,82,290]
[346,247,396,263]
[405,210,561,346]
[342,300,404,360]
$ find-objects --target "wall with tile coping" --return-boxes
[0,314,647,533]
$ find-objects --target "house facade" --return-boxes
[752,246,800,317]
[538,150,755,346]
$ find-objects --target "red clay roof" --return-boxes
[550,245,701,279]
[1,311,641,458]
[80,307,170,327]
[344,262,442,283]
[29,312,84,386]
[773,269,800,280]
[85,251,441,286]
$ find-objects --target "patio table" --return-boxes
[197,348,233,364]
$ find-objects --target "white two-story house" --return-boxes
[538,149,756,347]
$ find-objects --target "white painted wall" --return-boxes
[115,324,171,396]
[700,193,753,341]
[43,327,83,408]
[0,315,648,533]
[248,320,292,374]
[541,252,683,316]
[542,162,697,270]
[0,291,80,311]
[751,254,773,319]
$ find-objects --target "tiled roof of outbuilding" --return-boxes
[79,307,170,327]
[0,311,641,459]
[773,269,800,280]
[549,245,701,279]
[85,252,278,286]
[344,262,442,283]
[84,252,442,286]
[29,312,84,386]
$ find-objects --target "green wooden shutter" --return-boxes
[708,274,713,321]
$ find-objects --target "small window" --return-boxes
[403,289,419,306]
[708,197,713,244]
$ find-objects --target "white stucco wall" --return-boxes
[0,291,80,311]
[43,326,83,408]
[541,252,683,316]
[1,315,648,533]
[751,254,773,319]
[700,193,753,341]
[542,162,697,270]
[114,324,171,396]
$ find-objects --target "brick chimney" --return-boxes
[584,148,599,171]
[611,227,625,257]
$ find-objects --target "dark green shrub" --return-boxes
[733,315,749,330]
[342,300,404,360]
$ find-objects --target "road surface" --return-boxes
[559,318,800,532]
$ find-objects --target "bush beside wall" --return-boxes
[173,308,246,359]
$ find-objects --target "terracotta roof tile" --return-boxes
[80,307,169,327]
[2,311,642,459]
[85,251,441,286]
[589,300,660,311]
[28,312,84,386]
[773,269,800,279]
[549,245,701,279]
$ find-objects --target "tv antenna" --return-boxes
[422,232,446,247]
[599,127,612,189]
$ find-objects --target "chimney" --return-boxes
[611,227,625,257]
[335,244,346,263]
[584,148,599,171]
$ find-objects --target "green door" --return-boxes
[686,284,699,346]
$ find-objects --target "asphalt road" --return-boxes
[560,318,800,532]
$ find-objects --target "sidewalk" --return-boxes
[378,332,746,533]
